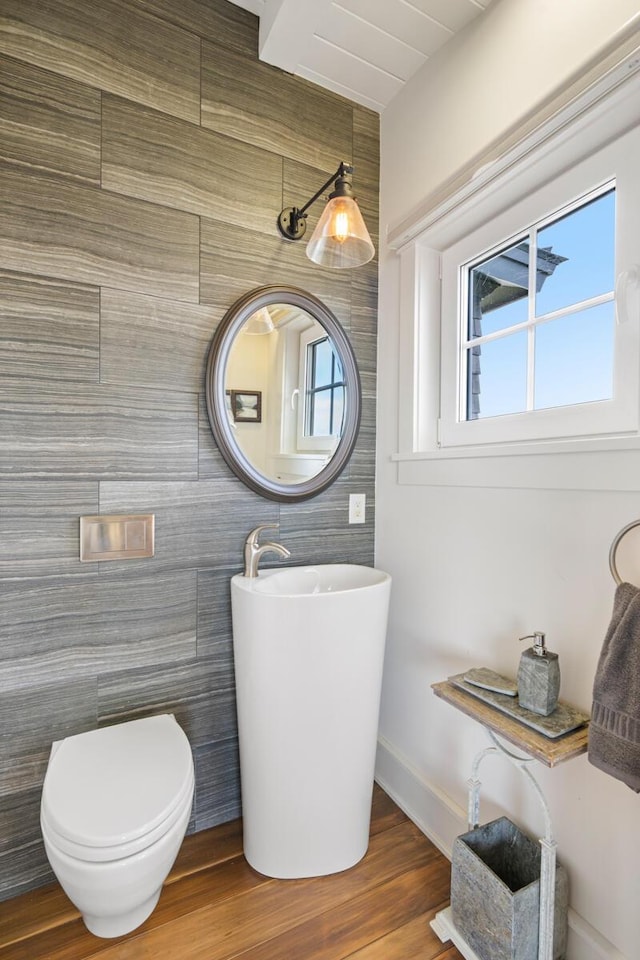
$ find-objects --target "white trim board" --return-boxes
[387,14,640,251]
[374,735,628,960]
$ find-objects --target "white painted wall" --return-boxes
[376,2,640,958]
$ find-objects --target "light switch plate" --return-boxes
[80,515,155,561]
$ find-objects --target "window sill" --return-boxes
[392,435,640,491]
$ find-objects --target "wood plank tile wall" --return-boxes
[0,0,379,902]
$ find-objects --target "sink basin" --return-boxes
[234,563,389,597]
[230,563,391,879]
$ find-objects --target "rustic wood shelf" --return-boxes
[432,680,588,767]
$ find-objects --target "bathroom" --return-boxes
[1,0,640,958]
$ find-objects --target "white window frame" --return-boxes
[391,55,640,489]
[295,327,342,453]
[440,152,638,449]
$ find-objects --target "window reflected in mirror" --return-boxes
[225,303,346,485]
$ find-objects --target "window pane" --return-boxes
[534,301,614,409]
[332,386,345,435]
[468,240,530,338]
[466,330,528,420]
[311,338,334,387]
[535,189,615,316]
[311,390,332,435]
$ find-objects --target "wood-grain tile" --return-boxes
[102,95,282,233]
[0,272,99,383]
[279,480,375,567]
[194,738,242,832]
[0,680,96,795]
[0,571,197,690]
[100,289,216,393]
[349,267,378,481]
[352,106,380,190]
[0,381,198,480]
[0,481,97,580]
[352,105,380,250]
[97,655,237,747]
[196,565,244,658]
[98,479,270,569]
[0,0,200,123]
[0,167,200,302]
[0,790,53,903]
[130,0,258,55]
[199,216,351,324]
[201,40,353,171]
[0,55,100,183]
[0,0,380,909]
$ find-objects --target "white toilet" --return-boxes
[40,714,195,938]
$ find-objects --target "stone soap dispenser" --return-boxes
[517,631,560,716]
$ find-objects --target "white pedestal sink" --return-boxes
[231,563,391,879]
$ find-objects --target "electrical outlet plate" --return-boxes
[349,493,366,524]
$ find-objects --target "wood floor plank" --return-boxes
[347,907,457,960]
[369,783,409,835]
[168,818,244,882]
[0,857,272,960]
[230,861,450,960]
[66,822,440,960]
[0,792,462,960]
[0,883,78,947]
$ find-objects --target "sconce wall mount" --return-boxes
[278,161,374,269]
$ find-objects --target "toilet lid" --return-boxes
[42,715,193,850]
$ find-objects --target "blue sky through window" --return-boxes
[467,187,615,420]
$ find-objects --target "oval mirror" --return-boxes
[205,285,361,502]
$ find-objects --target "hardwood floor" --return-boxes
[0,787,462,960]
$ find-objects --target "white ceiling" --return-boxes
[228,0,492,112]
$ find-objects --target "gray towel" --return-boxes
[588,581,640,792]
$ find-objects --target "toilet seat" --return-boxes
[41,715,194,863]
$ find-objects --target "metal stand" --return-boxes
[431,729,557,960]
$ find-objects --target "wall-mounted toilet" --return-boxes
[40,714,194,938]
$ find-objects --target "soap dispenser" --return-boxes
[517,632,560,716]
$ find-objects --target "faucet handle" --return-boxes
[246,523,279,545]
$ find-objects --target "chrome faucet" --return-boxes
[243,524,291,578]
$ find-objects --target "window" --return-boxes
[463,186,615,424]
[391,55,640,489]
[295,328,345,453]
[436,121,640,450]
[304,336,345,438]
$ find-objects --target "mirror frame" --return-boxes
[205,285,361,502]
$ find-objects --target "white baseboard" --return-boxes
[374,735,627,960]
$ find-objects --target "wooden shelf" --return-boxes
[432,680,589,767]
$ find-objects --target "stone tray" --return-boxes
[449,672,590,739]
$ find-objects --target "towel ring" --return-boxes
[609,519,640,585]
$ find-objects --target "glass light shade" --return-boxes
[306,196,375,269]
[242,306,275,335]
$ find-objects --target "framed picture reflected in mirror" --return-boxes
[229,390,262,423]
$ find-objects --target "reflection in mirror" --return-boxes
[205,286,361,503]
[226,304,344,484]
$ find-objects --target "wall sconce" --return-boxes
[242,306,275,335]
[277,161,375,269]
